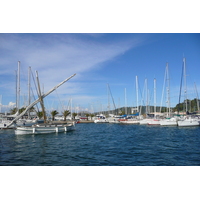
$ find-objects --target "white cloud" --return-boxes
[0,33,145,109]
[8,102,16,107]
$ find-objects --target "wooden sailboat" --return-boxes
[6,72,76,134]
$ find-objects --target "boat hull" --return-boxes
[148,120,160,125]
[177,120,199,127]
[120,120,139,124]
[15,124,75,135]
[160,118,178,126]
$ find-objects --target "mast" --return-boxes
[107,83,110,115]
[136,76,139,113]
[71,98,73,120]
[160,64,167,113]
[166,63,170,117]
[194,82,200,112]
[154,78,156,118]
[107,83,117,115]
[17,61,20,112]
[145,78,148,115]
[0,95,2,113]
[35,71,47,123]
[178,59,184,114]
[28,67,31,119]
[15,70,17,112]
[183,57,188,113]
[125,88,127,115]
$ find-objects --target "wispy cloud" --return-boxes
[0,33,146,110]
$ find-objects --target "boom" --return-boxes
[7,73,76,128]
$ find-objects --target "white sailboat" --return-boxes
[15,121,75,134]
[148,78,160,125]
[107,114,121,123]
[139,78,153,124]
[160,63,177,126]
[119,118,139,124]
[177,57,199,127]
[177,116,199,127]
[94,114,109,123]
[160,117,178,126]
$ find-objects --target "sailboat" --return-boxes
[177,58,199,127]
[160,63,178,126]
[119,79,140,124]
[139,78,154,125]
[7,72,76,134]
[148,78,160,125]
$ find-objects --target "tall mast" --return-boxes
[71,98,73,120]
[183,57,188,113]
[0,95,2,113]
[15,70,17,111]
[107,83,110,115]
[145,78,148,114]
[28,66,31,119]
[154,78,156,118]
[107,83,117,114]
[166,63,170,117]
[136,76,139,113]
[36,71,47,123]
[17,61,20,112]
[125,88,127,115]
[194,82,199,112]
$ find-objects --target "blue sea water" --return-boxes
[1,123,200,166]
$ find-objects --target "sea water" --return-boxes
[0,123,200,166]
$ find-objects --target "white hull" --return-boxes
[177,118,199,127]
[139,119,153,125]
[160,118,178,126]
[15,123,75,135]
[108,120,120,123]
[0,123,16,129]
[148,119,160,125]
[0,119,38,129]
[94,119,109,123]
[120,120,139,124]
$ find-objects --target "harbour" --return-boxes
[1,123,200,166]
[1,19,200,200]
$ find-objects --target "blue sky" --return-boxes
[0,33,200,113]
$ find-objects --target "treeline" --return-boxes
[8,98,200,120]
[173,98,200,113]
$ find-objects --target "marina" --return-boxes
[1,9,200,200]
[0,33,199,178]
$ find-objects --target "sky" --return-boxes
[0,33,200,113]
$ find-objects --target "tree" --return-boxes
[36,111,43,119]
[173,98,200,113]
[62,110,71,121]
[10,107,17,115]
[51,110,59,121]
[19,107,26,114]
[10,106,36,115]
[85,113,90,120]
[72,112,77,120]
[90,113,95,120]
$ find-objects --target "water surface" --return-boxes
[1,123,200,166]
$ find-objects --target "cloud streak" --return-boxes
[0,33,145,109]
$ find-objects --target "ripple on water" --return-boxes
[1,124,200,165]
